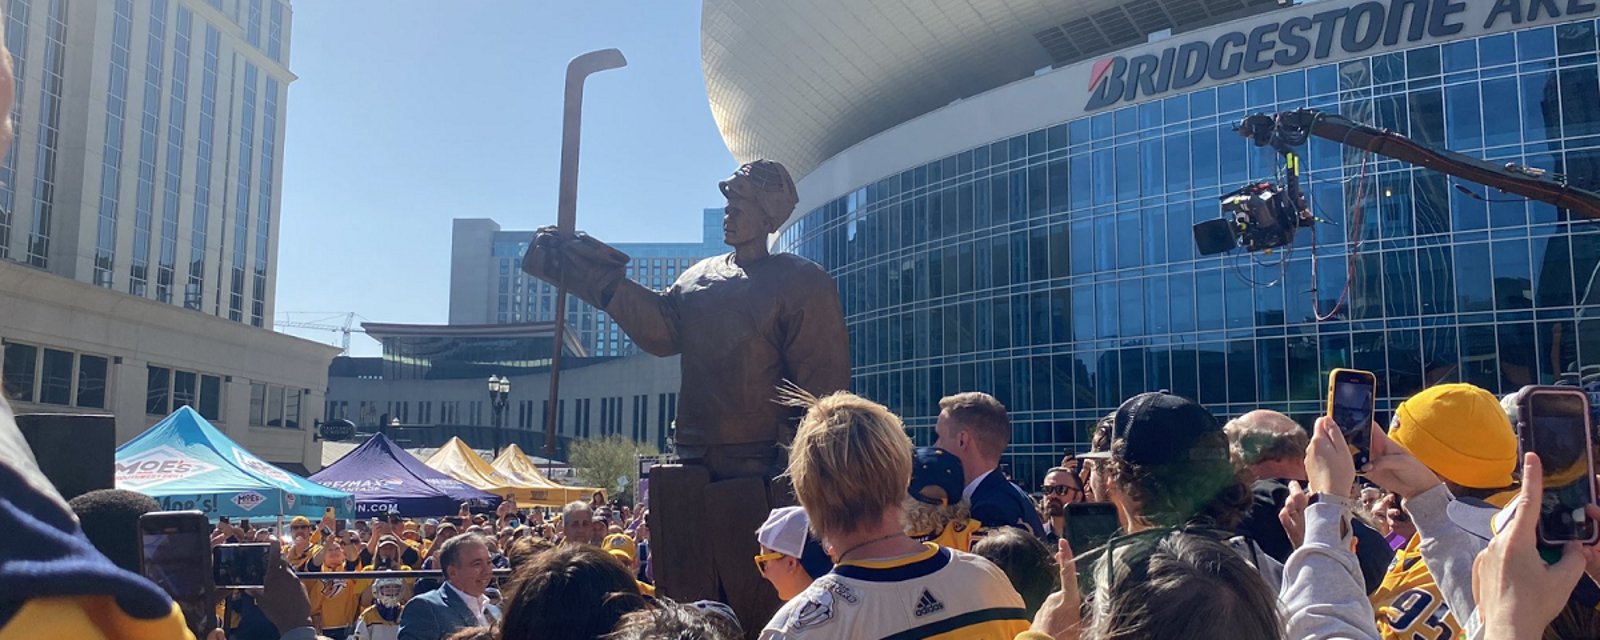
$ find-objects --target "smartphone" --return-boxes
[1515,386,1599,545]
[1327,369,1378,468]
[1065,502,1121,553]
[213,543,273,589]
[139,511,215,637]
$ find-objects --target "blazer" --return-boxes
[397,584,482,640]
[968,470,1046,537]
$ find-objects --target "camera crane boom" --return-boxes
[1195,108,1600,321]
[1242,108,1600,220]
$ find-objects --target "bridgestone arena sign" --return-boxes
[1085,0,1600,110]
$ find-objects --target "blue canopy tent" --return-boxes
[115,406,353,520]
[310,432,500,517]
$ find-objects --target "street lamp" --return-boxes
[487,375,510,455]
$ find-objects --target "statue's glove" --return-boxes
[521,226,631,309]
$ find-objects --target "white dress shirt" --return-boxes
[962,469,995,503]
[446,582,491,626]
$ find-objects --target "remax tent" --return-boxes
[311,432,500,517]
[490,443,604,507]
[115,406,353,520]
[422,437,542,505]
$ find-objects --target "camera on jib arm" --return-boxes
[1193,113,1317,256]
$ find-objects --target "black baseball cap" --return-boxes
[909,447,966,506]
[1077,392,1228,466]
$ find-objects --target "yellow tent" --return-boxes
[491,443,604,507]
[422,437,549,506]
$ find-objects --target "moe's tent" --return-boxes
[115,406,353,520]
[491,443,603,507]
[311,432,499,517]
[422,437,545,505]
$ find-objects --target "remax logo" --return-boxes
[1083,0,1586,111]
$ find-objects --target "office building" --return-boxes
[707,0,1600,485]
[325,321,681,458]
[449,209,726,356]
[1,0,335,473]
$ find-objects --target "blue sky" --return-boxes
[275,2,732,355]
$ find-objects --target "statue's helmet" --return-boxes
[719,160,799,227]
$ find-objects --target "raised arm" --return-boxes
[603,280,682,357]
[522,227,681,356]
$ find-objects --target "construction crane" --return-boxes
[275,311,365,354]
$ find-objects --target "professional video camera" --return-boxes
[1193,113,1316,256]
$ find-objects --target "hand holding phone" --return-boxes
[139,511,215,638]
[1064,502,1120,554]
[1514,386,1599,546]
[213,543,272,589]
[1327,369,1378,468]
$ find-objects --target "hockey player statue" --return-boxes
[522,159,850,634]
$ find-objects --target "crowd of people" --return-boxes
[11,380,1600,640]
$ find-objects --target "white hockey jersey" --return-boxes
[760,543,1030,639]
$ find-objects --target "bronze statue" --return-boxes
[522,160,850,633]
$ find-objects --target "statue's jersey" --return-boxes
[607,252,850,448]
[760,544,1029,640]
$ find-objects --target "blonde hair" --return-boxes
[902,497,971,539]
[938,392,1011,459]
[783,390,913,542]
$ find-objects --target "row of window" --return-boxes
[145,364,221,420]
[1,338,305,431]
[2,341,107,409]
[334,393,678,451]
[247,381,300,428]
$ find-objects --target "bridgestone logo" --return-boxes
[1085,0,1600,110]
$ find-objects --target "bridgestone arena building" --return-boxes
[703,0,1600,486]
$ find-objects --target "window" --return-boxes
[250,383,267,425]
[172,370,197,410]
[199,375,221,420]
[78,356,109,409]
[269,386,285,426]
[284,390,301,429]
[3,342,37,402]
[39,349,73,405]
[147,366,171,415]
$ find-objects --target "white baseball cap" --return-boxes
[756,506,810,558]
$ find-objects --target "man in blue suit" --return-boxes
[398,533,497,640]
[933,392,1045,537]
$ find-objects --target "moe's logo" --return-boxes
[1085,0,1599,111]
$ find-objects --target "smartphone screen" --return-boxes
[213,543,272,589]
[1329,370,1376,467]
[1527,390,1597,543]
[139,511,214,636]
[1065,502,1121,553]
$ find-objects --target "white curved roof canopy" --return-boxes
[703,0,1287,181]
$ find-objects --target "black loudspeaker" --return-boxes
[16,413,116,500]
[1193,219,1239,256]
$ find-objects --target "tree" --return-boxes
[568,436,654,505]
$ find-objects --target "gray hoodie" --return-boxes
[1280,502,1383,640]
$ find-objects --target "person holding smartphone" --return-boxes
[1359,383,1520,640]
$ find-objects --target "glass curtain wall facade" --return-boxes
[490,209,726,357]
[777,18,1600,487]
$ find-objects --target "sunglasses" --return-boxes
[753,551,787,573]
[291,524,312,530]
[1042,485,1082,496]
